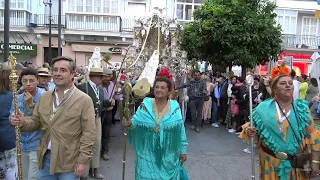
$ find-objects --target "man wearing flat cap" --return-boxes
[100,68,116,161]
[77,67,112,179]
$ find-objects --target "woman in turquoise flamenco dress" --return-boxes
[122,76,188,180]
[241,65,320,180]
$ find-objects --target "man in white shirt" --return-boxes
[291,70,300,100]
[10,56,97,179]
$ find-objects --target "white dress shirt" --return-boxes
[48,88,70,150]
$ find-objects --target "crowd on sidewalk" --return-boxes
[1,57,320,180]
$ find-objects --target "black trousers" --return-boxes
[112,101,118,124]
[219,98,228,123]
[101,110,113,153]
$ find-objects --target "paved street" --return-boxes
[97,122,320,180]
[97,122,260,180]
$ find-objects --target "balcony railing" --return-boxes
[282,34,320,49]
[63,14,135,32]
[120,18,135,32]
[1,11,136,34]
[32,14,66,28]
[0,10,32,27]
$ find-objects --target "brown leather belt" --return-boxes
[261,144,294,160]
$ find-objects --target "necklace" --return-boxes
[280,104,292,114]
[153,99,169,132]
[276,102,292,134]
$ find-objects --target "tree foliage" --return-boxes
[181,0,283,69]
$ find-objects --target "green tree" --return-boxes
[181,0,282,74]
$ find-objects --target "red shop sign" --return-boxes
[279,52,311,60]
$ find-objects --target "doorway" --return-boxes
[43,47,59,63]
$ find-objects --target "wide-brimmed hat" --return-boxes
[38,68,52,76]
[103,68,113,76]
[89,67,104,76]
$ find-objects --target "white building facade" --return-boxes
[2,0,319,70]
[0,0,173,67]
[171,0,320,75]
[274,0,320,75]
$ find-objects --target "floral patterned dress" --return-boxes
[240,99,320,180]
[0,148,17,180]
[202,82,214,121]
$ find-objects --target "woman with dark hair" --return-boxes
[122,76,188,180]
[306,77,319,102]
[230,76,247,133]
[241,65,320,180]
[0,66,17,180]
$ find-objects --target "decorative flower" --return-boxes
[158,67,173,80]
[270,63,290,79]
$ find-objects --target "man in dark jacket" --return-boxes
[77,68,112,180]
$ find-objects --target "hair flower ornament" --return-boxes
[270,63,290,79]
[158,67,173,80]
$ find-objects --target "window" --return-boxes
[8,0,28,9]
[111,0,117,14]
[103,0,119,14]
[68,0,75,12]
[103,0,110,13]
[127,3,146,18]
[10,0,16,8]
[28,0,31,11]
[94,0,101,13]
[76,0,83,12]
[0,0,4,8]
[17,0,23,8]
[302,17,318,36]
[85,55,91,65]
[86,0,92,12]
[175,0,202,21]
[275,9,297,34]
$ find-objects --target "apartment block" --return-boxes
[0,0,173,66]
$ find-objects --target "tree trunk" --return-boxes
[228,62,233,72]
[241,65,247,77]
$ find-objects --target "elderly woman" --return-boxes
[122,76,188,180]
[0,65,16,179]
[306,77,319,103]
[241,65,320,180]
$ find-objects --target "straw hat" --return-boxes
[89,67,104,76]
[38,68,52,76]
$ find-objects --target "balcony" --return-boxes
[120,18,135,32]
[31,14,66,28]
[0,10,136,34]
[0,10,32,27]
[64,14,135,32]
[282,34,320,50]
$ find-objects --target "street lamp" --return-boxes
[43,0,52,63]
